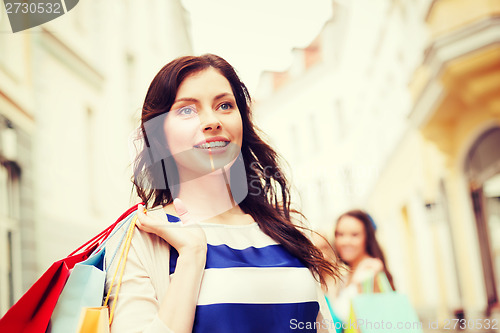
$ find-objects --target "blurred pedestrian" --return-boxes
[330,209,395,323]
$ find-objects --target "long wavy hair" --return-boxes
[335,210,395,290]
[131,54,340,286]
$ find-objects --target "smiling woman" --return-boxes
[106,54,341,333]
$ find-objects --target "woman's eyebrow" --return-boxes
[214,92,234,100]
[173,93,233,104]
[173,97,199,104]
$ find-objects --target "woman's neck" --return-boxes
[169,167,247,224]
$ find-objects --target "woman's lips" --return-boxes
[339,247,357,256]
[193,141,230,154]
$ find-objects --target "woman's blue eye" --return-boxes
[178,106,196,115]
[219,103,232,111]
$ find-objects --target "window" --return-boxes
[309,114,319,152]
[7,230,14,306]
[333,99,345,140]
[289,123,301,163]
[0,161,21,315]
[85,108,97,213]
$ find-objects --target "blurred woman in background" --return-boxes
[331,209,395,323]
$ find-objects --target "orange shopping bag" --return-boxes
[77,307,110,333]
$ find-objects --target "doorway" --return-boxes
[465,127,500,315]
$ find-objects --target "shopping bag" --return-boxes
[346,293,422,333]
[345,273,423,333]
[0,248,96,333]
[50,208,138,332]
[0,204,139,333]
[49,248,107,332]
[77,307,110,333]
[77,212,139,330]
[325,295,344,333]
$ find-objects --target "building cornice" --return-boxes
[37,27,105,91]
[0,90,35,133]
[409,17,500,128]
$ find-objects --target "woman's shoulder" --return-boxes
[146,204,171,220]
[135,206,172,252]
[106,205,171,260]
[104,205,172,305]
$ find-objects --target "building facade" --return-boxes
[254,0,499,325]
[402,0,500,319]
[0,0,192,315]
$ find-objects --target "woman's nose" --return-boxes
[336,236,349,246]
[200,109,221,131]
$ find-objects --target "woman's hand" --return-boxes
[136,199,207,332]
[351,257,383,285]
[136,198,207,256]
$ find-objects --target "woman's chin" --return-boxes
[177,155,237,176]
[193,148,239,172]
[200,157,237,173]
[339,254,357,265]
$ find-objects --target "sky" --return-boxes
[181,0,333,94]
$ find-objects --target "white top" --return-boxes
[104,208,334,332]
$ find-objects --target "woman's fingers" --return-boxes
[135,202,207,255]
[136,204,157,231]
[137,204,148,222]
[136,204,145,229]
[360,258,384,272]
[173,198,193,225]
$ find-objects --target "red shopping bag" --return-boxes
[0,205,139,333]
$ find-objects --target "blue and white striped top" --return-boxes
[167,214,321,333]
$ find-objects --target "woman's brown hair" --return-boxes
[335,209,396,290]
[131,54,340,286]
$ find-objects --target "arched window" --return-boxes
[465,126,500,315]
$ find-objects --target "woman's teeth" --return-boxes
[195,141,229,149]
